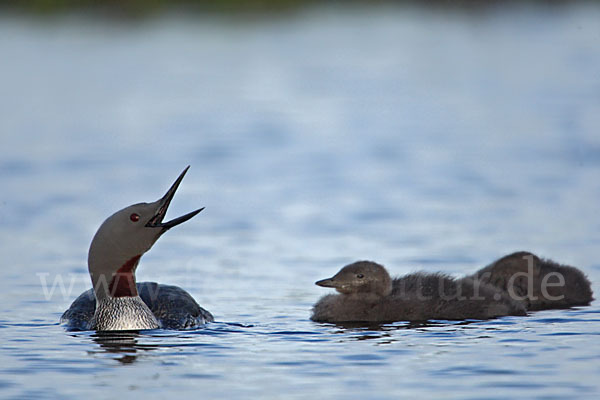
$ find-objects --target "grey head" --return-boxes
[316,261,393,297]
[88,166,203,301]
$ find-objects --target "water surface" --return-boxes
[1,3,599,399]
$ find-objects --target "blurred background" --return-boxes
[0,1,599,398]
[2,0,598,269]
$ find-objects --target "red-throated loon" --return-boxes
[311,252,593,323]
[61,166,213,331]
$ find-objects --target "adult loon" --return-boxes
[311,253,593,323]
[61,166,213,331]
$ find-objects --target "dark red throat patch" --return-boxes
[109,255,141,297]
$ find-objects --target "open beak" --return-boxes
[146,166,204,231]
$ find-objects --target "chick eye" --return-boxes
[130,213,140,222]
[357,274,364,279]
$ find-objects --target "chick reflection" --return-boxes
[326,321,410,343]
[329,320,478,343]
[91,331,159,364]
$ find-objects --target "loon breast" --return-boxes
[61,282,214,331]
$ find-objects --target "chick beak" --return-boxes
[315,277,337,288]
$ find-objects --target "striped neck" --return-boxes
[91,296,159,331]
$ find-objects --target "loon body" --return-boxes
[471,251,593,311]
[311,261,525,323]
[61,167,213,331]
[312,253,593,324]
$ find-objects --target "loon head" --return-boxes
[316,261,393,297]
[88,166,203,301]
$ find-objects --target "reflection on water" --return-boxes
[88,331,158,365]
[1,1,599,399]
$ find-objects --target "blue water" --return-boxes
[1,3,600,399]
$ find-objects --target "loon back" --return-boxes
[471,251,594,310]
[61,282,214,331]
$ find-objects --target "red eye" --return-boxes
[130,213,140,222]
